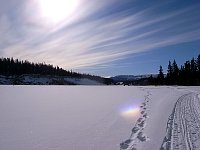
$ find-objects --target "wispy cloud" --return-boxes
[0,0,200,72]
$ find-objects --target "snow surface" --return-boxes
[0,86,200,150]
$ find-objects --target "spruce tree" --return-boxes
[158,65,164,85]
[172,60,179,84]
[167,61,173,84]
[191,57,197,73]
[196,54,200,84]
[197,54,200,73]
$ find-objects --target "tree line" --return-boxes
[0,57,80,77]
[0,57,113,84]
[155,54,200,85]
[1,55,199,86]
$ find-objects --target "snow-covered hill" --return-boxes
[0,75,104,85]
[111,74,158,82]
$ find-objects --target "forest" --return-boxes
[154,54,200,85]
[0,57,112,84]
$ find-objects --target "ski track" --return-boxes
[120,88,150,150]
[161,92,200,150]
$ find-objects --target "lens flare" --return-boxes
[119,98,142,118]
[121,107,140,117]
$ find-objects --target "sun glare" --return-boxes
[121,107,140,118]
[38,0,79,24]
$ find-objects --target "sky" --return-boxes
[0,0,200,76]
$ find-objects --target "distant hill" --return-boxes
[0,57,113,85]
[111,74,158,82]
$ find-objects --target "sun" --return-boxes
[38,0,80,24]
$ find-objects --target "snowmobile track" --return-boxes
[161,92,200,150]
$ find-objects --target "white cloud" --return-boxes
[0,0,200,71]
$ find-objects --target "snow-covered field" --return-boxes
[0,86,200,150]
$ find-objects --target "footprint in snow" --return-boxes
[141,111,145,114]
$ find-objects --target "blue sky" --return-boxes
[0,0,200,76]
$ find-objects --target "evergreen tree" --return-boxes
[155,53,200,85]
[172,60,179,84]
[158,65,164,85]
[166,61,173,84]
[196,54,200,84]
[197,54,200,73]
[190,57,198,84]
[191,57,197,73]
[179,65,185,85]
[184,61,191,85]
